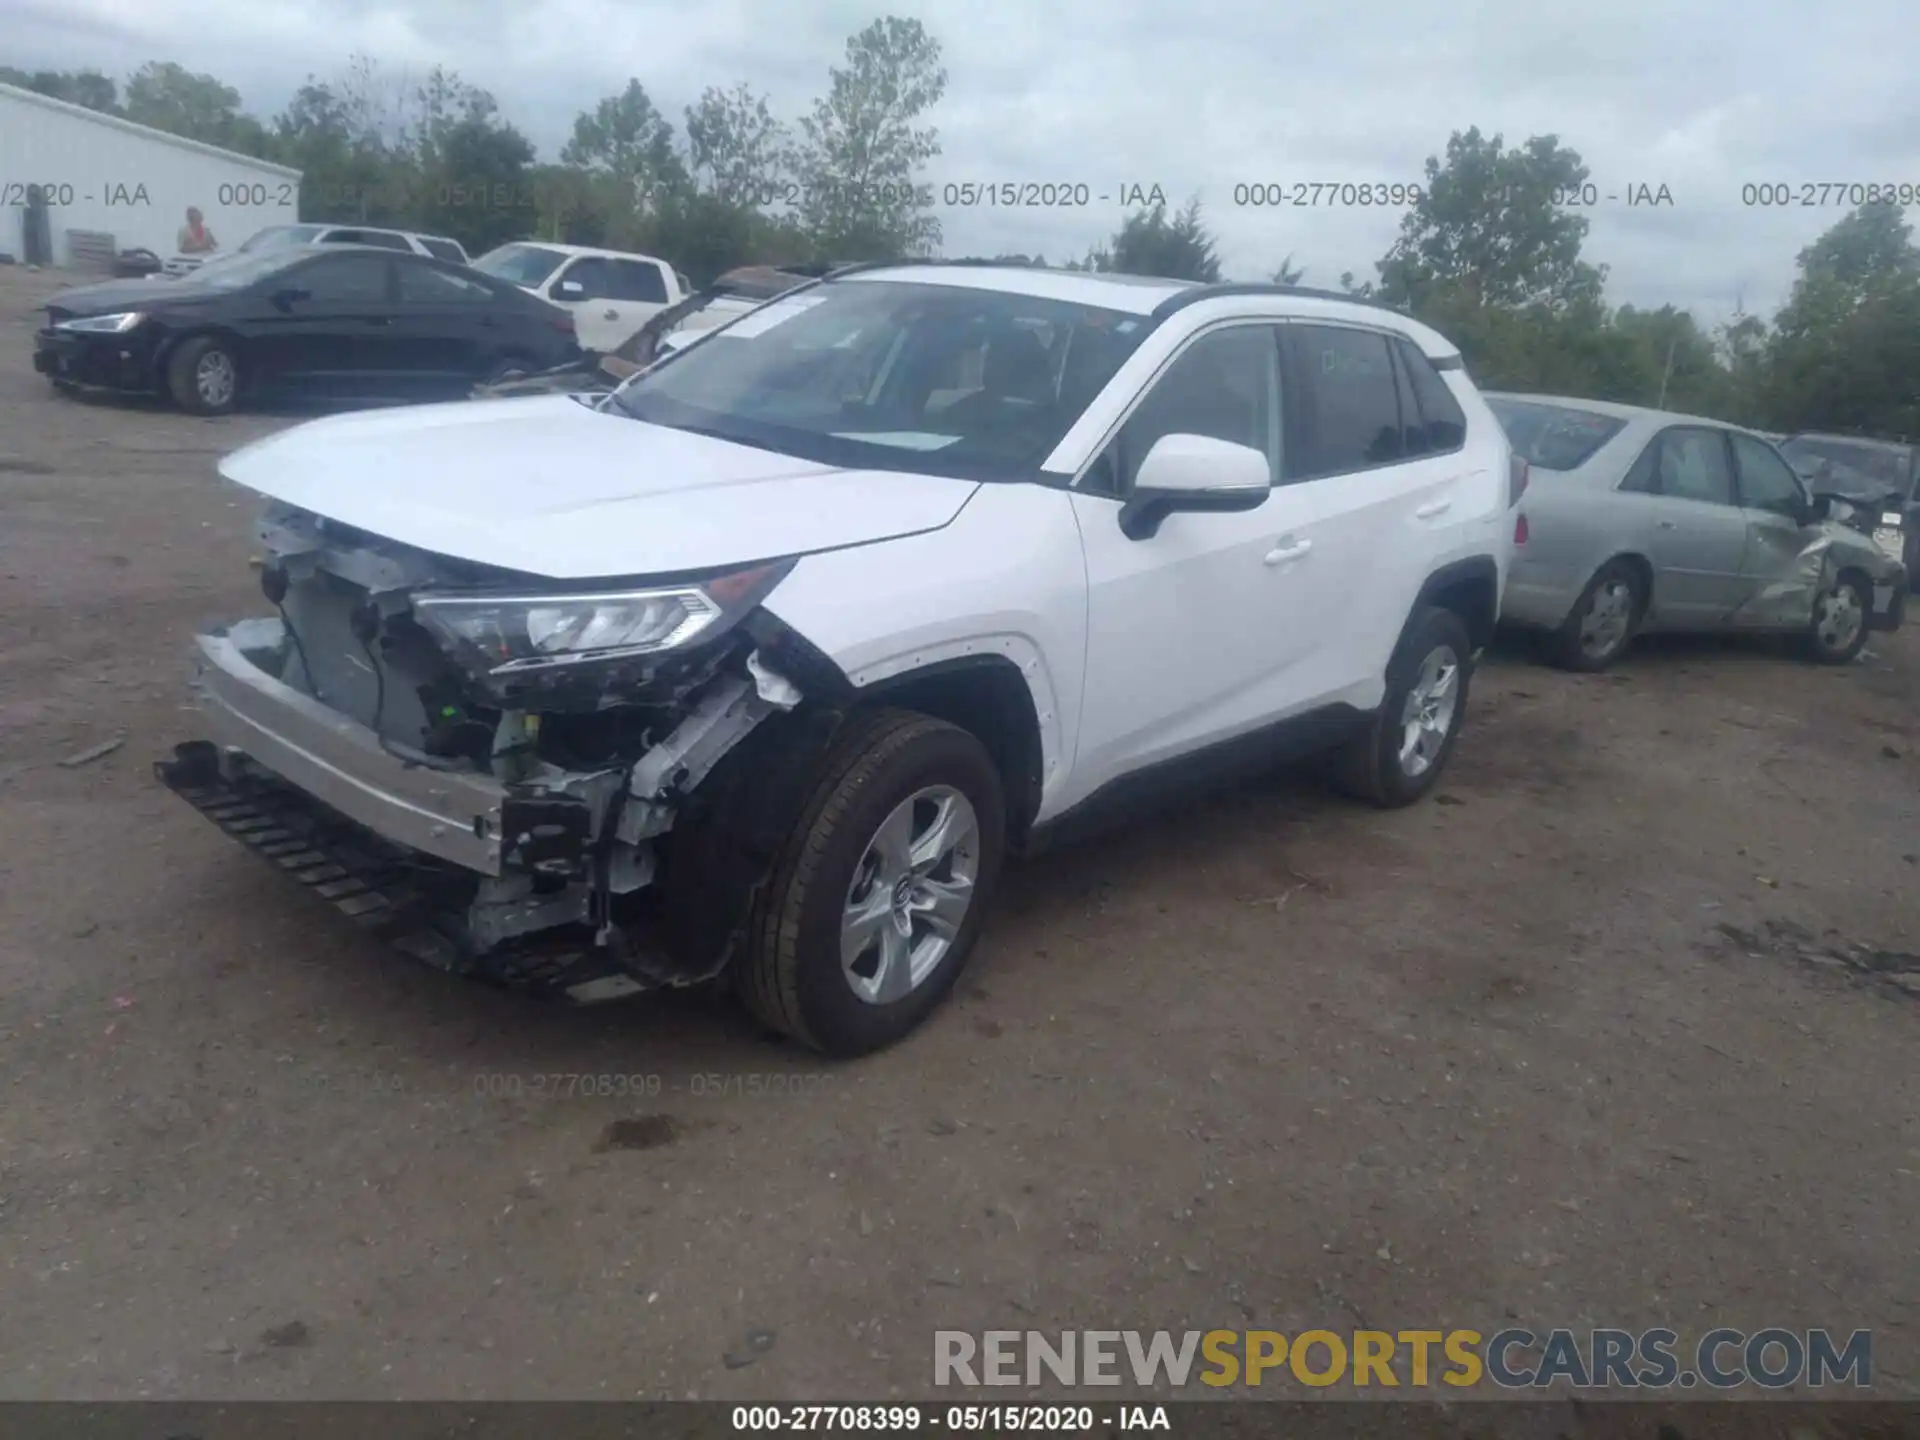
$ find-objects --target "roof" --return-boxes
[838,262,1201,316]
[488,240,672,264]
[1485,391,1735,432]
[0,81,302,180]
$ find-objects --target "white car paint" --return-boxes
[218,394,980,579]
[472,242,686,353]
[224,264,1511,830]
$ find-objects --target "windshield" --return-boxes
[238,225,324,254]
[473,244,569,287]
[1486,397,1629,471]
[610,279,1151,479]
[1777,436,1913,498]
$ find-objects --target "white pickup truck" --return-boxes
[470,242,694,353]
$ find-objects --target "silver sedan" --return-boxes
[1490,394,1908,670]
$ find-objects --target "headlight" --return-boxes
[55,311,144,334]
[412,561,790,678]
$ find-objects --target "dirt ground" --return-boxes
[0,263,1916,1406]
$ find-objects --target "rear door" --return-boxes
[1276,323,1471,699]
[1726,429,1823,628]
[389,259,498,394]
[1618,426,1751,624]
[250,252,395,394]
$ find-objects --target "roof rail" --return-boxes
[1150,281,1409,320]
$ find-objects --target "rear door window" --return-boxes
[1283,324,1405,479]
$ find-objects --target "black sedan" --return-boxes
[34,245,580,415]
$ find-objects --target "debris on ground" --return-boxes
[593,1116,680,1152]
[58,733,126,768]
[260,1320,311,1348]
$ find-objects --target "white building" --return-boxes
[0,81,302,269]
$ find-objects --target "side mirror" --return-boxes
[1118,433,1272,540]
[1802,492,1832,523]
[271,286,310,309]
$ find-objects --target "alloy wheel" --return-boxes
[1814,584,1864,655]
[1579,579,1635,660]
[840,785,980,1005]
[196,350,235,408]
[1397,645,1461,779]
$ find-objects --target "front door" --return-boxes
[549,258,635,352]
[1726,429,1825,628]
[1069,323,1326,796]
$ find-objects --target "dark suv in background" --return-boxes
[1778,432,1920,574]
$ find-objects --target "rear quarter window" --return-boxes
[1486,398,1628,471]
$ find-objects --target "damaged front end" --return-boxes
[156,502,827,1002]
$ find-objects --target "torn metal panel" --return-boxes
[619,654,802,843]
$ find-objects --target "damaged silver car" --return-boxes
[1490,394,1908,670]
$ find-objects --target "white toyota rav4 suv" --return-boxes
[158,262,1521,1055]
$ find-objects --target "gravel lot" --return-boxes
[1,262,1916,1405]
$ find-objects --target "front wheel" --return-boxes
[1805,573,1870,665]
[165,335,239,415]
[1333,605,1474,808]
[737,709,1006,1057]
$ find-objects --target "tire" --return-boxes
[737,709,1006,1057]
[1805,571,1871,665]
[165,335,239,415]
[1333,605,1474,808]
[1550,559,1645,671]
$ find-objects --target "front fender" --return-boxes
[758,483,1088,819]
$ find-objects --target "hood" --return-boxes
[47,276,211,314]
[219,394,981,580]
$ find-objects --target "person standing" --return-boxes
[177,207,218,254]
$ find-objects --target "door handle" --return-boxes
[1657,519,1678,530]
[602,309,619,320]
[1264,537,1312,566]
[1415,498,1453,520]
[362,315,391,325]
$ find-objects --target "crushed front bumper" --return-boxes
[156,618,656,1002]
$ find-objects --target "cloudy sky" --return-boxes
[11,0,1916,322]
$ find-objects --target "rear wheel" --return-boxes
[1805,572,1870,664]
[1334,605,1473,808]
[1551,559,1644,671]
[737,709,1006,1057]
[165,335,239,415]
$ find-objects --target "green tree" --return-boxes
[1104,198,1222,282]
[1270,254,1305,285]
[685,83,788,207]
[124,62,269,154]
[1,67,120,113]
[562,78,687,217]
[1766,203,1920,434]
[790,15,947,259]
[1376,128,1606,312]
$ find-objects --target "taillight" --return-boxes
[1508,453,1530,507]
[1514,512,1530,545]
